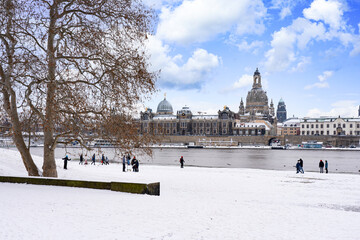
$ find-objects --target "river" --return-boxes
[16,146,360,174]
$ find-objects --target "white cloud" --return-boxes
[265,18,325,72]
[265,0,360,72]
[156,0,266,44]
[304,70,333,89]
[232,74,253,89]
[307,100,359,117]
[145,35,220,89]
[303,0,345,30]
[318,70,333,81]
[271,0,301,19]
[304,82,330,90]
[237,40,263,53]
[290,56,311,72]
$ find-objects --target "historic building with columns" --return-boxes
[139,68,278,136]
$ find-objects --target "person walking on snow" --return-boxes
[319,160,325,173]
[91,154,96,165]
[325,160,328,174]
[122,155,126,172]
[180,156,185,168]
[101,154,105,165]
[79,154,83,165]
[298,158,304,173]
[62,155,71,169]
[295,160,301,174]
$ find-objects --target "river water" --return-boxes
[19,147,360,174]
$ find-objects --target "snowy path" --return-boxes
[0,148,360,239]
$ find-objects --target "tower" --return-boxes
[239,98,245,115]
[276,98,287,123]
[269,99,275,116]
[253,68,262,89]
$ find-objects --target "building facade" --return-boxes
[139,68,277,136]
[300,117,360,136]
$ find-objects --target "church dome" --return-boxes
[157,98,173,114]
[246,88,268,105]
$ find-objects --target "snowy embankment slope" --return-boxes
[1,148,360,240]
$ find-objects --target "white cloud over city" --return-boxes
[156,0,266,44]
[145,35,220,89]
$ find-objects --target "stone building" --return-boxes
[276,98,287,123]
[139,68,277,136]
[300,116,360,136]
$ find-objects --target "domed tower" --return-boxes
[276,98,287,123]
[245,68,269,116]
[157,95,173,115]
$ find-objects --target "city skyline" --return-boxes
[141,0,360,118]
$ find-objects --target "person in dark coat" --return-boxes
[122,155,126,172]
[62,155,71,169]
[131,157,136,172]
[101,154,105,165]
[298,158,304,173]
[295,160,301,174]
[79,154,83,165]
[180,156,185,168]
[91,154,96,165]
[319,160,325,173]
[325,160,328,174]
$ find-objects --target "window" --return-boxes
[357,124,360,128]
[321,124,323,128]
[223,122,227,128]
[333,124,336,128]
[316,124,318,128]
[350,124,353,128]
[213,122,217,127]
[311,131,314,135]
[173,123,176,128]
[193,123,197,128]
[199,123,203,128]
[326,131,329,135]
[350,131,353,135]
[333,131,336,135]
[311,124,314,128]
[343,124,346,128]
[302,124,305,128]
[327,124,329,128]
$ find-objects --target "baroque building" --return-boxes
[139,68,277,136]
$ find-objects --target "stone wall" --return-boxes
[159,135,360,147]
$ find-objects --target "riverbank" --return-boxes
[1,148,360,239]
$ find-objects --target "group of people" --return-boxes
[122,154,139,172]
[77,153,109,166]
[295,158,329,174]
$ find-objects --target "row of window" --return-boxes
[301,123,360,129]
[301,131,360,135]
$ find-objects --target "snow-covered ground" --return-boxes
[1,148,360,240]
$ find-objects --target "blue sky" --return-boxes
[141,0,360,118]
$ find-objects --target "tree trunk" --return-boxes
[4,91,39,176]
[42,3,58,178]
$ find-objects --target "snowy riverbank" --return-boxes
[1,148,360,240]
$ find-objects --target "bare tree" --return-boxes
[0,0,157,177]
